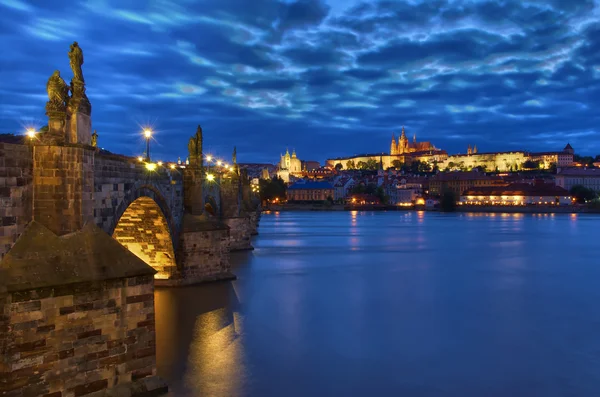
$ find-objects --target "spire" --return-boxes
[232,146,237,165]
[473,145,478,154]
[292,149,297,158]
[400,126,406,139]
[285,148,290,157]
[413,133,416,144]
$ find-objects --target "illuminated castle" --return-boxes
[390,126,436,155]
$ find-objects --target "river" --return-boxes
[155,211,600,396]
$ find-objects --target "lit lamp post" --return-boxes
[26,128,36,145]
[143,128,152,161]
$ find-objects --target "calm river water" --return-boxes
[155,211,600,397]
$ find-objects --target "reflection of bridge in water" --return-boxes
[0,42,260,396]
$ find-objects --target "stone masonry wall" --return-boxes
[93,154,183,247]
[223,217,254,251]
[0,144,32,259]
[173,227,233,286]
[0,275,166,397]
[219,178,241,218]
[33,146,94,236]
[112,197,177,280]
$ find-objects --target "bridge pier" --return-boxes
[0,222,168,397]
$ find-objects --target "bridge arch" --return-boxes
[110,185,178,280]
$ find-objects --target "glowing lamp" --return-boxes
[206,155,213,162]
[145,163,157,171]
[138,156,144,162]
[216,160,222,166]
[143,128,152,138]
[157,161,163,166]
[170,164,176,169]
[206,173,215,181]
[26,128,36,139]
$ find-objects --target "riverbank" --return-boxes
[264,203,600,214]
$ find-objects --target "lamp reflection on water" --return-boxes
[184,308,247,396]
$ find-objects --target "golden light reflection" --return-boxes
[184,308,246,396]
[417,211,425,223]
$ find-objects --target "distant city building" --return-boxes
[385,176,425,204]
[429,171,504,196]
[461,183,572,206]
[439,144,574,172]
[390,126,436,155]
[327,130,574,173]
[239,163,277,179]
[304,167,335,179]
[529,144,574,168]
[555,168,600,192]
[348,194,381,205]
[287,181,334,202]
[333,177,355,201]
[302,160,320,172]
[277,149,302,183]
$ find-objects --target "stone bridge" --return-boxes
[0,42,261,397]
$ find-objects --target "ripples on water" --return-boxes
[155,211,600,397]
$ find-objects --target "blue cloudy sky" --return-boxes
[0,0,599,163]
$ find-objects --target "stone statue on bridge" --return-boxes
[91,130,98,147]
[188,125,203,168]
[45,70,69,113]
[68,41,85,83]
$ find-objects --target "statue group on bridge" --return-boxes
[44,41,92,145]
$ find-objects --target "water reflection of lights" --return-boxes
[185,308,246,396]
[416,211,424,223]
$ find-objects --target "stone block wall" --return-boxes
[162,215,234,286]
[223,216,254,251]
[112,197,177,280]
[93,154,183,245]
[249,211,260,236]
[0,275,167,397]
[0,144,32,259]
[33,146,95,236]
[219,178,241,218]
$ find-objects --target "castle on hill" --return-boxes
[390,126,436,155]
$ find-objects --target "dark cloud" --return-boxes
[0,0,599,163]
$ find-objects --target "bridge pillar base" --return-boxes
[166,214,234,286]
[0,221,167,396]
[223,215,255,251]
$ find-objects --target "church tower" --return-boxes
[399,126,408,154]
[468,145,472,155]
[473,145,478,154]
[390,133,397,155]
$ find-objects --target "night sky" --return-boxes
[1,0,599,164]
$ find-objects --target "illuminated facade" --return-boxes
[326,127,446,170]
[287,181,334,202]
[429,171,504,196]
[439,144,574,172]
[460,183,572,206]
[390,126,436,155]
[277,149,302,183]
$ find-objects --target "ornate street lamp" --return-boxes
[143,128,152,161]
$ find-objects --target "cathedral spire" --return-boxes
[413,133,416,144]
[400,126,406,139]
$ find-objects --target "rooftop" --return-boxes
[557,168,600,176]
[288,181,334,190]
